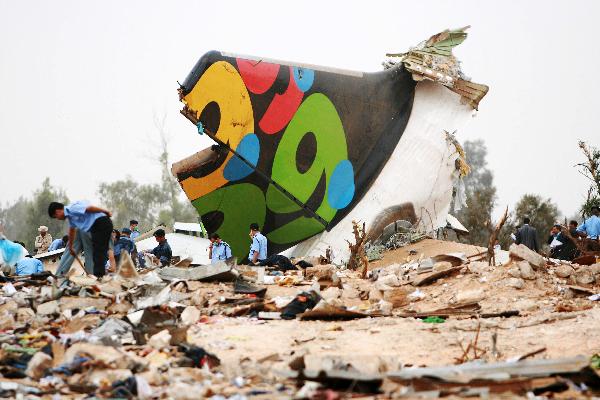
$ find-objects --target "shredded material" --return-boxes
[384,26,489,109]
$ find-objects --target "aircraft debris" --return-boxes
[0,236,598,397]
[173,27,488,264]
[3,27,600,399]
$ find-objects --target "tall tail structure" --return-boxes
[172,27,488,263]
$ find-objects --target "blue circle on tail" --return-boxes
[293,67,314,92]
[328,159,355,209]
[224,133,260,181]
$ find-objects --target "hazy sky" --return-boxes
[1,0,598,220]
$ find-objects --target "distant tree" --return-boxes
[454,140,497,246]
[576,141,600,217]
[25,178,70,247]
[98,113,199,233]
[501,194,559,249]
[98,177,166,232]
[151,113,199,227]
[0,178,69,251]
[0,196,32,247]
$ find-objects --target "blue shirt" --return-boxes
[15,258,44,275]
[152,240,172,266]
[130,230,140,240]
[64,200,105,232]
[48,238,66,251]
[248,232,268,261]
[114,236,136,256]
[211,241,232,264]
[577,215,600,239]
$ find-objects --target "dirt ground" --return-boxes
[13,238,600,398]
[187,239,600,380]
[369,239,486,268]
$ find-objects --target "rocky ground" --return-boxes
[1,239,599,399]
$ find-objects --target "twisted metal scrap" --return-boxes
[445,130,471,178]
[385,26,489,110]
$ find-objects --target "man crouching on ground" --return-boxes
[139,229,172,267]
[48,201,113,277]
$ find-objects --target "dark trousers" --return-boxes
[90,216,113,277]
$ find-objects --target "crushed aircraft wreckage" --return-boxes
[172,27,488,263]
[2,27,600,400]
[0,232,599,398]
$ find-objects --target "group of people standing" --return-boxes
[207,223,267,265]
[34,199,600,276]
[513,206,600,260]
[42,203,267,272]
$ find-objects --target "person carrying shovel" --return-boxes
[49,200,113,277]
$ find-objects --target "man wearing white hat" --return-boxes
[34,226,53,254]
